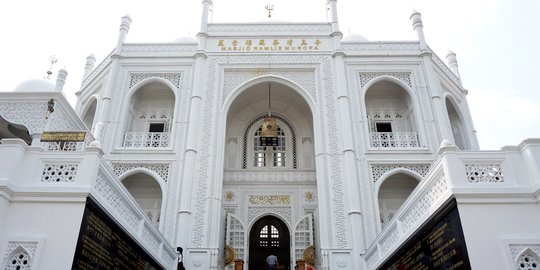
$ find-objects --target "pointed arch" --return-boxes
[122,79,177,148]
[223,75,316,117]
[375,170,422,228]
[363,77,423,148]
[81,95,98,131]
[444,94,469,150]
[120,171,164,226]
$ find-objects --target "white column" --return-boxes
[333,51,364,269]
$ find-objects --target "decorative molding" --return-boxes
[223,69,316,103]
[248,207,292,225]
[223,170,317,182]
[321,56,348,249]
[341,42,420,52]
[122,44,197,54]
[0,102,81,134]
[225,191,235,202]
[129,73,182,89]
[510,244,540,260]
[193,57,218,248]
[207,23,332,35]
[370,163,431,184]
[359,72,412,88]
[112,162,171,183]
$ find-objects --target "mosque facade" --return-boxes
[1,1,540,269]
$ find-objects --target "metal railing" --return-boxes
[370,132,419,148]
[123,132,171,148]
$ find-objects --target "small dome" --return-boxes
[342,34,369,42]
[14,78,55,92]
[173,36,197,43]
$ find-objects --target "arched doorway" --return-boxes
[249,216,290,270]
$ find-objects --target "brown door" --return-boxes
[249,216,290,270]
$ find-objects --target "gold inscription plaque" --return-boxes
[41,131,86,142]
[249,195,290,205]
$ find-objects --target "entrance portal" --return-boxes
[249,216,290,270]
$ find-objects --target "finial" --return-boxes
[265,2,274,18]
[83,54,96,79]
[45,55,58,80]
[54,68,68,92]
[446,50,461,81]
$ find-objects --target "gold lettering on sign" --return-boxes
[41,131,86,142]
[217,38,322,52]
[249,195,290,205]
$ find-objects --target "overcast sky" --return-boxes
[1,0,538,150]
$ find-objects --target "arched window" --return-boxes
[243,114,297,169]
[253,125,286,167]
[259,224,280,247]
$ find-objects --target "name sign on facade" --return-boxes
[217,38,322,52]
[41,131,86,142]
[378,199,471,270]
[72,197,163,270]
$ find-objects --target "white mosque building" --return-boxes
[1,1,540,269]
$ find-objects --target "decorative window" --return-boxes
[4,248,31,270]
[243,114,297,169]
[259,225,280,247]
[518,253,540,270]
[253,125,286,167]
[148,122,166,132]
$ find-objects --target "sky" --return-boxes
[1,0,539,150]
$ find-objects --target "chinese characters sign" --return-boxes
[216,38,324,52]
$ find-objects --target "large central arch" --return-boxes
[220,75,318,269]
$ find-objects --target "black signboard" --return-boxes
[378,199,471,270]
[260,137,279,146]
[71,197,164,270]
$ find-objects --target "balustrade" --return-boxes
[370,132,419,148]
[123,132,171,148]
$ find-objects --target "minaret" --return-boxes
[410,10,427,51]
[410,10,454,146]
[327,0,340,33]
[446,50,461,82]
[116,14,132,54]
[83,54,96,80]
[197,0,212,51]
[54,69,68,92]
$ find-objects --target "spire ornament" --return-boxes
[265,2,274,18]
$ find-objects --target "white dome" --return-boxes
[173,36,197,43]
[14,79,55,92]
[342,34,369,42]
